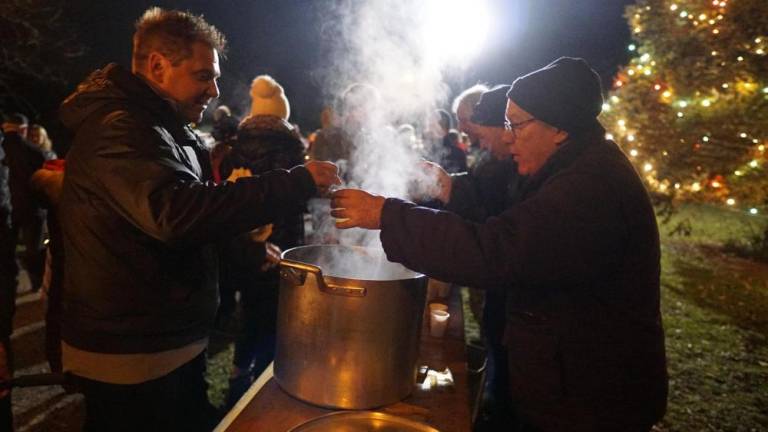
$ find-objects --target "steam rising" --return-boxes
[311,0,480,248]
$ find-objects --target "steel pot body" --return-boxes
[275,245,427,409]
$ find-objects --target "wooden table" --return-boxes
[216,286,472,432]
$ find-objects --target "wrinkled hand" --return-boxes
[305,161,341,196]
[261,242,282,271]
[330,189,385,229]
[417,161,452,204]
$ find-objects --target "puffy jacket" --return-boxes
[379,129,667,430]
[58,64,316,354]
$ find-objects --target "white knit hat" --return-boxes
[249,75,290,120]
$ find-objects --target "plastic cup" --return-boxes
[428,302,448,314]
[430,310,450,338]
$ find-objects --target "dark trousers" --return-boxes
[232,279,278,373]
[0,217,17,340]
[11,215,45,290]
[0,339,13,432]
[78,352,219,432]
[1,217,17,431]
[474,288,513,431]
[0,394,10,432]
[226,278,279,409]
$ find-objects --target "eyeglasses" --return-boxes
[504,118,537,139]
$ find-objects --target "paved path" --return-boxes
[10,271,84,432]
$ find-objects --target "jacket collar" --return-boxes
[520,126,606,199]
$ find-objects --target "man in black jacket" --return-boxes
[58,8,339,431]
[332,57,667,431]
[447,84,527,430]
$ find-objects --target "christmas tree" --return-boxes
[601,0,767,214]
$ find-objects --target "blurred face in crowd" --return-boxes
[144,41,221,123]
[474,125,507,160]
[456,102,478,140]
[503,100,568,175]
[29,126,43,146]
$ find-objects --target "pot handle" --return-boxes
[280,259,367,297]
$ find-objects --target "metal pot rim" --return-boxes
[281,244,424,282]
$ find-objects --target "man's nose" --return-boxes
[208,80,220,99]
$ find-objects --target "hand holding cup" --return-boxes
[330,188,385,229]
[305,160,341,196]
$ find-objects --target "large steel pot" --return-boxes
[275,244,427,409]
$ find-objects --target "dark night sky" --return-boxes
[44,0,635,132]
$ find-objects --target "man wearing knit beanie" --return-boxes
[503,56,604,175]
[471,84,512,160]
[332,56,667,431]
[507,57,604,135]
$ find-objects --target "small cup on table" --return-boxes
[429,309,450,337]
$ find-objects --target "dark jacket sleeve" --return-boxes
[380,171,627,289]
[445,173,487,222]
[84,111,315,247]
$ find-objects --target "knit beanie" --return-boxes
[249,75,290,121]
[471,84,511,127]
[506,57,603,133]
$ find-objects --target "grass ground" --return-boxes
[655,204,768,431]
[205,203,768,430]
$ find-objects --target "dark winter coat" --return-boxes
[218,115,306,299]
[1,131,46,224]
[0,131,15,341]
[226,114,306,250]
[58,63,316,354]
[0,132,10,224]
[30,164,65,372]
[433,133,468,174]
[447,155,523,223]
[379,130,667,431]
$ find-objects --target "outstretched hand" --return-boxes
[305,161,341,196]
[330,189,386,229]
[418,161,452,204]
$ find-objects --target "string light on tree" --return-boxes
[601,0,767,213]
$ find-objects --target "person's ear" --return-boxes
[554,129,569,146]
[147,52,169,84]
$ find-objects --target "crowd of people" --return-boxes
[0,6,668,432]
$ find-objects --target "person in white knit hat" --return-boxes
[247,74,290,121]
[220,74,307,409]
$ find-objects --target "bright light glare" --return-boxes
[423,0,491,65]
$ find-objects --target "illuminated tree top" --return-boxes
[601,0,767,214]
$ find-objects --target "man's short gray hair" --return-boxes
[451,84,490,115]
[133,7,227,69]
